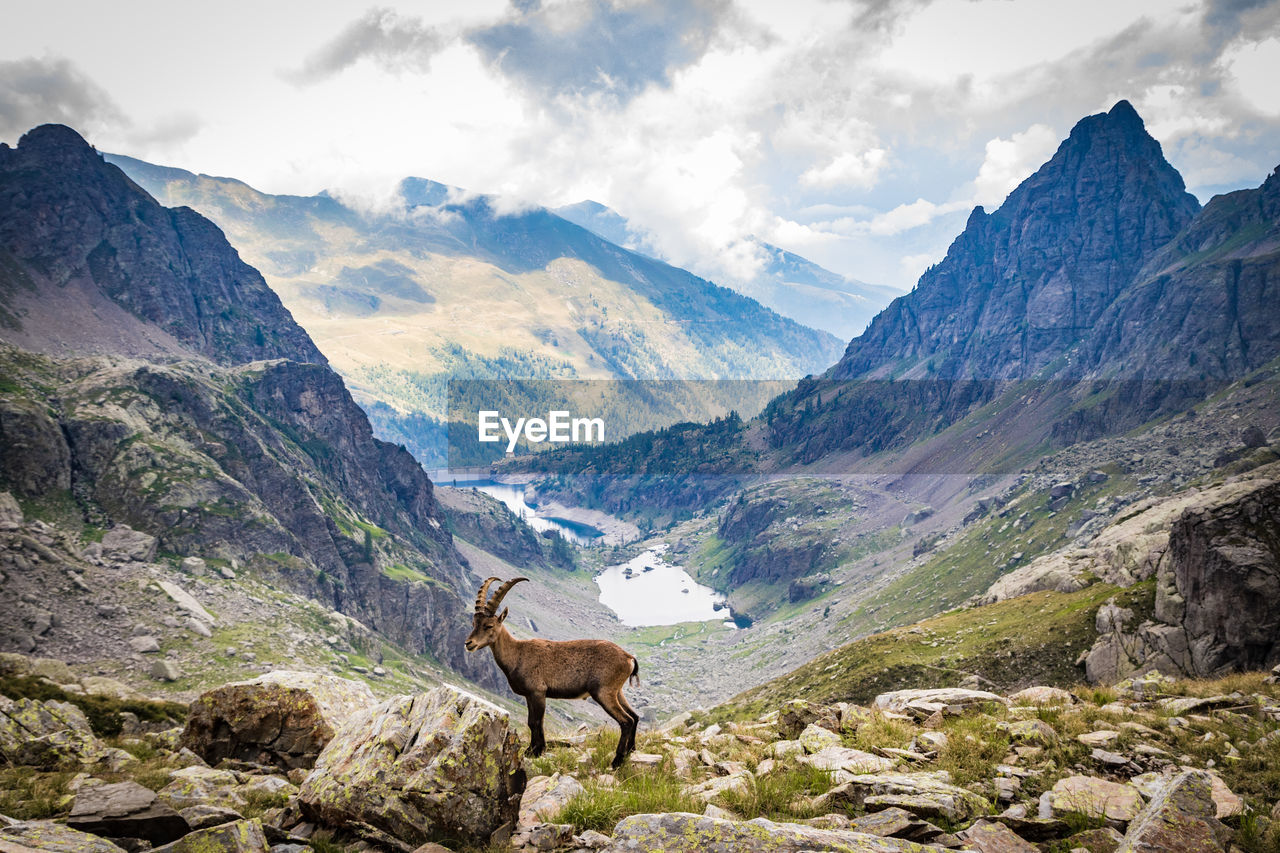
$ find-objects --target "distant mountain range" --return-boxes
[105,156,844,466]
[554,200,901,341]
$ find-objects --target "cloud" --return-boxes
[0,56,126,140]
[800,148,888,189]
[971,123,1059,208]
[466,0,751,102]
[284,8,445,85]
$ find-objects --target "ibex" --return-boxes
[465,576,640,768]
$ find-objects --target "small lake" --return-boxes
[595,546,733,627]
[435,474,603,545]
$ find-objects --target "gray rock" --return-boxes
[151,818,271,853]
[101,527,157,563]
[0,492,22,524]
[67,780,190,845]
[128,636,161,654]
[957,819,1039,853]
[814,771,991,822]
[150,660,181,682]
[603,812,942,852]
[185,619,212,639]
[182,671,376,771]
[0,695,108,768]
[299,686,524,848]
[0,820,128,853]
[180,557,207,576]
[1117,769,1231,852]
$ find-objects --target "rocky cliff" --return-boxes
[0,125,503,692]
[832,100,1201,382]
[0,125,324,366]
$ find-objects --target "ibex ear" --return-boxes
[498,607,509,622]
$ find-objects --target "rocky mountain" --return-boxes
[832,100,1202,382]
[0,125,501,691]
[104,155,844,467]
[554,199,900,341]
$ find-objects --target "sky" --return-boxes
[3,0,1279,291]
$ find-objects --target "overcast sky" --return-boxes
[3,0,1279,290]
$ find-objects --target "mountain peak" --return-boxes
[833,101,1201,381]
[7,124,103,171]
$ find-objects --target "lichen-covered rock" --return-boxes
[799,746,895,775]
[157,767,247,811]
[1049,776,1144,823]
[814,772,991,823]
[181,671,376,770]
[872,689,1008,715]
[957,819,1038,853]
[298,687,523,848]
[518,774,584,831]
[1003,720,1058,746]
[0,696,106,768]
[151,819,270,853]
[66,781,190,845]
[777,700,840,738]
[0,821,128,853]
[1008,686,1075,706]
[1117,770,1231,853]
[601,812,943,852]
[799,723,843,753]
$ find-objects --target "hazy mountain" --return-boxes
[105,155,844,466]
[554,199,901,341]
[0,125,502,690]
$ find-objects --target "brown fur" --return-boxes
[466,576,640,767]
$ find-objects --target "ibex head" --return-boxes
[465,576,528,651]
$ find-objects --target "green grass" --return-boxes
[718,581,1155,718]
[0,768,76,820]
[559,769,703,834]
[716,761,834,821]
[0,674,188,736]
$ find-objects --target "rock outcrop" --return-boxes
[180,671,376,770]
[602,812,940,853]
[299,687,525,847]
[66,781,190,846]
[1076,462,1280,682]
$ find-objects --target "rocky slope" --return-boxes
[0,125,502,692]
[3,654,1277,853]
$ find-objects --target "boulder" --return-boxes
[601,812,944,852]
[800,746,895,774]
[682,772,752,802]
[1066,827,1125,853]
[0,696,106,768]
[158,767,247,811]
[872,689,1007,715]
[149,660,180,682]
[517,774,583,832]
[298,687,524,848]
[778,699,839,738]
[849,807,951,844]
[101,526,157,563]
[181,671,376,770]
[0,821,128,853]
[155,582,216,626]
[66,781,190,845]
[957,819,1038,853]
[1117,770,1231,853]
[178,804,245,831]
[1049,776,1144,823]
[151,819,270,853]
[799,723,843,753]
[1003,720,1057,746]
[0,492,23,524]
[1008,686,1074,705]
[814,772,991,823]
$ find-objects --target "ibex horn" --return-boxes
[475,577,501,613]
[485,577,529,613]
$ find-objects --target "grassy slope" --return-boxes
[721,581,1155,719]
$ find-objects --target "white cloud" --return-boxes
[800,148,888,189]
[971,123,1059,208]
[1222,36,1280,116]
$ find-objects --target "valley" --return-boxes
[2,94,1279,853]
